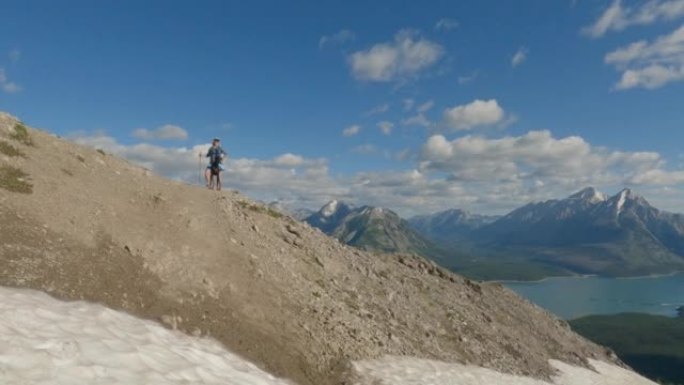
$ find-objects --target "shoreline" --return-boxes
[495,270,684,284]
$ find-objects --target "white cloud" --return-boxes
[351,144,378,155]
[419,130,662,186]
[319,29,355,49]
[403,98,415,111]
[434,18,459,31]
[605,25,684,89]
[364,103,390,116]
[441,99,505,131]
[629,169,684,184]
[583,0,684,38]
[348,30,444,82]
[458,70,480,85]
[511,47,529,67]
[402,113,432,128]
[274,153,305,167]
[342,124,361,137]
[377,121,394,135]
[417,100,434,113]
[68,128,684,216]
[132,124,188,141]
[0,68,21,94]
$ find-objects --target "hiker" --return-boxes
[205,138,226,189]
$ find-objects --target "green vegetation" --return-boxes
[237,200,283,219]
[570,313,684,385]
[9,123,33,146]
[450,260,573,281]
[0,141,25,157]
[0,165,33,194]
[96,149,106,155]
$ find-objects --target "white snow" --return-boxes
[321,200,339,217]
[352,356,657,385]
[0,286,658,385]
[0,286,292,385]
[616,190,628,213]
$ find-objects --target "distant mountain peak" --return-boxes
[568,187,607,203]
[320,200,351,217]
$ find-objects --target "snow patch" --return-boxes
[0,286,656,385]
[321,200,339,217]
[352,356,657,385]
[616,189,628,214]
[0,286,292,385]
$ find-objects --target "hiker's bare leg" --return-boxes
[204,168,211,187]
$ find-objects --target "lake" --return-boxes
[504,273,684,320]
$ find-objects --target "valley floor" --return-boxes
[0,286,656,385]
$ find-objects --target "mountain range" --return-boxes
[304,200,444,258]
[304,187,684,280]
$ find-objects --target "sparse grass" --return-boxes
[9,123,33,146]
[96,149,106,156]
[237,200,284,219]
[61,168,74,176]
[0,165,33,194]
[0,141,25,157]
[76,154,86,163]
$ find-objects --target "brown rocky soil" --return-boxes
[0,112,622,385]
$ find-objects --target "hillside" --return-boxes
[0,112,646,384]
[571,313,684,384]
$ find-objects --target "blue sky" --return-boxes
[2,0,684,215]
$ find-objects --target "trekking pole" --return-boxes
[198,152,202,186]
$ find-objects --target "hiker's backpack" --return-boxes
[209,148,222,174]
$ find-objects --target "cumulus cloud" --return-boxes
[71,131,341,209]
[583,0,684,38]
[419,130,662,186]
[377,121,394,135]
[68,126,684,216]
[441,99,505,131]
[403,99,415,111]
[434,18,459,32]
[402,113,432,128]
[0,68,21,94]
[348,30,444,82]
[319,29,356,49]
[342,124,361,137]
[132,124,188,141]
[605,25,684,89]
[511,47,529,67]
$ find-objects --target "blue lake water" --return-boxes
[503,273,684,320]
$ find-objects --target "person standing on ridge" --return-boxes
[205,138,226,190]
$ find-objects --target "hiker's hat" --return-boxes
[212,137,220,142]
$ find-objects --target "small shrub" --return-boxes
[237,200,283,218]
[10,123,33,146]
[61,168,74,176]
[0,141,25,157]
[0,165,33,193]
[76,154,86,163]
[96,149,106,156]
